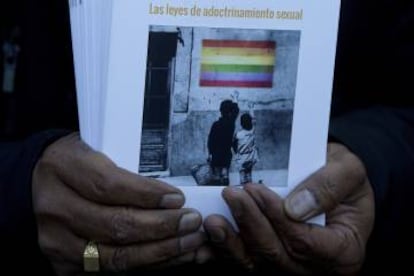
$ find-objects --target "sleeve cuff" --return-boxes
[328,106,414,214]
[2,130,71,237]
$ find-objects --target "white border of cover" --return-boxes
[102,0,341,224]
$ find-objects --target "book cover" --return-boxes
[70,0,341,223]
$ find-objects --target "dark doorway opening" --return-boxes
[139,32,178,173]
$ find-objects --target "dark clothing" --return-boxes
[329,107,414,274]
[1,0,414,274]
[207,117,236,168]
[0,130,69,273]
[1,0,78,140]
[328,1,414,273]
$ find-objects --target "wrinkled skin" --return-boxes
[33,133,211,275]
[205,143,375,275]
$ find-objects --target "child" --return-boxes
[233,113,259,185]
[207,100,239,185]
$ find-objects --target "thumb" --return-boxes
[284,143,367,221]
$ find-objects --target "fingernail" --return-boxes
[285,189,318,221]
[160,194,185,208]
[180,233,204,251]
[208,227,226,243]
[179,213,201,234]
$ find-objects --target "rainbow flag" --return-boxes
[200,40,276,88]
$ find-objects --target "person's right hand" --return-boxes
[32,133,209,275]
[204,143,375,275]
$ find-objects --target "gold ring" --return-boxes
[83,241,100,272]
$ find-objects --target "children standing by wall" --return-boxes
[233,113,259,185]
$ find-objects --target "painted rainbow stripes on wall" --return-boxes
[200,40,276,88]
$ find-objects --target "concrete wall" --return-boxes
[170,109,293,176]
[150,26,300,176]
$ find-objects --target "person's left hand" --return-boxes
[32,133,209,275]
[204,143,375,275]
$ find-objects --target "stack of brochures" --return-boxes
[68,0,340,223]
[68,0,113,150]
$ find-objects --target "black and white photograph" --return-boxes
[139,25,301,187]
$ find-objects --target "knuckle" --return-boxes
[42,144,62,163]
[109,209,132,244]
[287,237,311,258]
[311,170,338,209]
[90,170,117,200]
[38,232,62,260]
[110,247,128,272]
[155,239,179,260]
[153,214,177,236]
[346,153,367,184]
[283,230,314,260]
[33,196,60,219]
[33,191,67,220]
[259,246,283,263]
[35,157,56,175]
[33,192,51,215]
[38,139,70,171]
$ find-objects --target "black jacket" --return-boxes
[1,0,414,274]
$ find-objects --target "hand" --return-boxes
[204,143,375,275]
[33,133,209,275]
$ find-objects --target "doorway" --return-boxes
[139,32,178,174]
